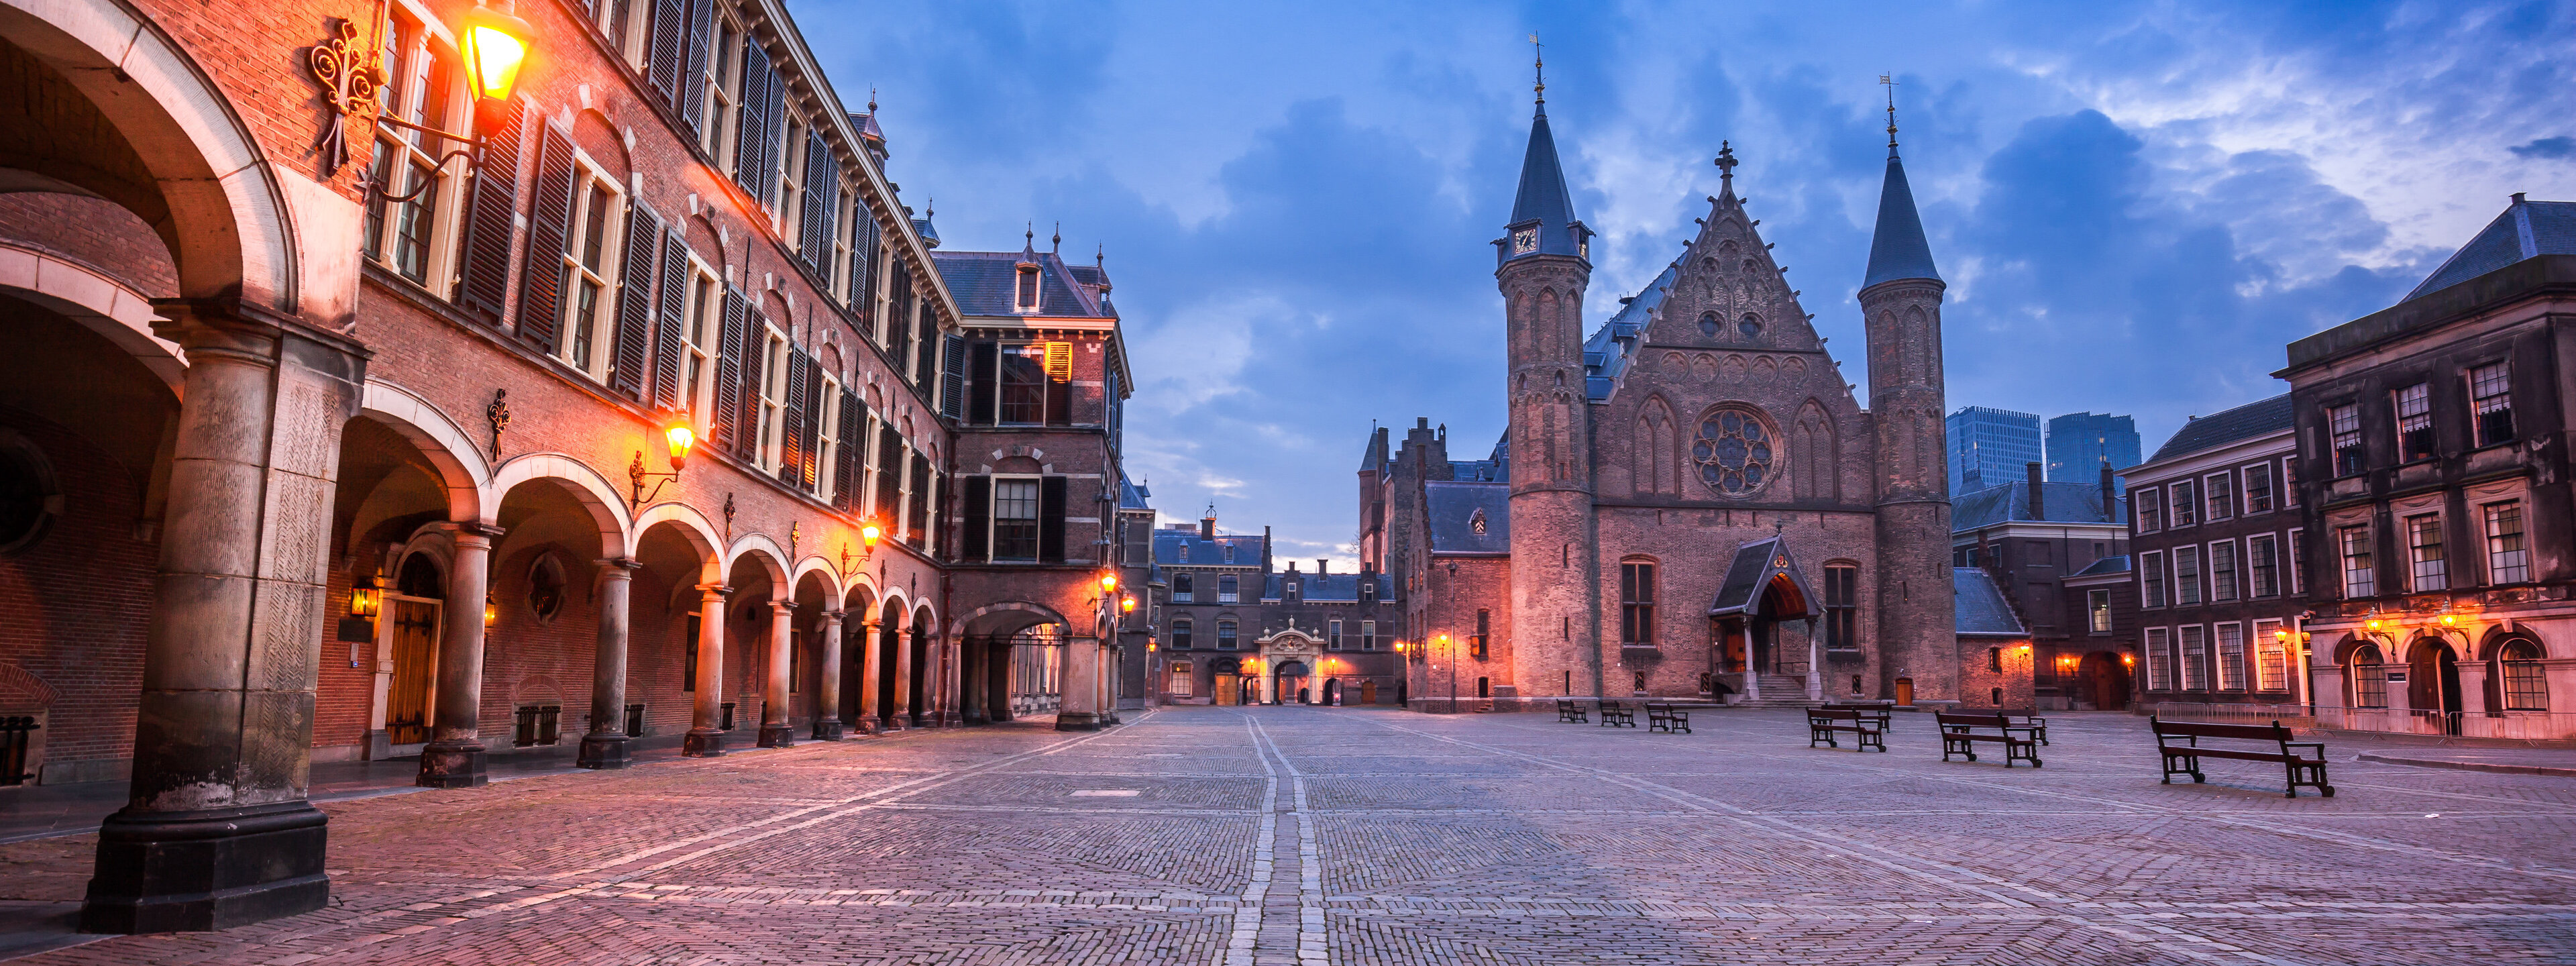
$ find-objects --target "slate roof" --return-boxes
[1118,475,1151,511]
[2403,195,2576,301]
[1503,104,1589,263]
[1424,481,1509,555]
[1707,536,1817,619]
[1152,531,1266,567]
[1862,145,1941,288]
[2143,393,2293,464]
[1580,260,1678,402]
[1267,571,1392,602]
[1953,569,2025,636]
[2070,555,2132,578]
[1951,480,2126,531]
[910,217,940,248]
[928,247,1111,319]
[1359,426,1389,473]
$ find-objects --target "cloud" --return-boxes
[2512,136,2576,160]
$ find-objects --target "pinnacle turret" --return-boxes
[1861,144,1939,288]
[1501,103,1591,265]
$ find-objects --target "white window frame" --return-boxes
[2134,486,2161,533]
[988,474,1041,563]
[2241,462,2275,515]
[2178,624,2207,692]
[1361,620,1377,651]
[702,13,743,168]
[2469,361,2514,447]
[816,372,843,500]
[2252,619,2286,692]
[755,325,788,471]
[834,193,857,305]
[555,156,626,381]
[1328,619,1342,651]
[2088,589,2112,633]
[2202,472,2233,522]
[2407,512,2447,592]
[2287,527,2306,594]
[2339,523,2375,598]
[2208,539,2238,602]
[2145,627,2171,691]
[2169,479,2198,528]
[2393,382,2434,462]
[2174,545,2202,606]
[777,114,806,223]
[2214,621,2245,692]
[678,258,719,425]
[2248,533,2280,598]
[2139,549,2165,609]
[2485,500,2529,585]
[590,0,649,66]
[364,14,471,292]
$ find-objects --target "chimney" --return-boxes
[2100,460,2116,521]
[1262,526,1273,573]
[1199,508,1214,541]
[1317,559,1328,576]
[2026,462,2045,521]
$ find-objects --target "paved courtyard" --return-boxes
[5,706,2575,965]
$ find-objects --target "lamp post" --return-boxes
[313,1,533,193]
[1436,633,1454,712]
[628,419,696,506]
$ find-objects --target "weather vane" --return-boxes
[1529,33,1544,103]
[1880,72,1900,146]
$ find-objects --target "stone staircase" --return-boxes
[1727,674,1821,709]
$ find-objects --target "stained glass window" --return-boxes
[1692,408,1776,496]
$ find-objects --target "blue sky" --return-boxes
[792,1,2576,565]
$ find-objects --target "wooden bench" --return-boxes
[1994,708,2049,745]
[1555,699,1589,724]
[1596,702,1636,729]
[2151,715,2334,798]
[1646,702,1692,735]
[1806,708,1885,752]
[1936,712,2043,767]
[1817,702,1893,733]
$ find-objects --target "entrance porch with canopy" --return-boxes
[1706,535,1823,703]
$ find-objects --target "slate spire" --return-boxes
[1503,70,1588,265]
[1862,107,1939,288]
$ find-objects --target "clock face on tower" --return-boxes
[1511,227,1537,254]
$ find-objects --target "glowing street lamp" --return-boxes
[458,3,535,133]
[629,417,696,506]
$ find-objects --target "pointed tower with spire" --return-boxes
[1497,44,1606,700]
[1859,80,1958,704]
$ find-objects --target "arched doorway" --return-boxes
[2410,637,2463,735]
[382,552,445,747]
[1276,660,1309,704]
[2077,651,2131,710]
[1322,679,1342,706]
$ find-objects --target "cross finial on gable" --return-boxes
[1880,73,1900,148]
[1713,141,1737,182]
[1529,33,1544,104]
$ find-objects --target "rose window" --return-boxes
[1692,409,1775,495]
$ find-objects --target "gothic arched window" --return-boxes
[1692,407,1778,496]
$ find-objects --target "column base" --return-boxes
[757,725,797,748]
[416,740,487,788]
[810,719,845,741]
[80,800,330,934]
[576,733,633,769]
[1054,712,1105,731]
[682,728,727,757]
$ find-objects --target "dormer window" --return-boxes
[1470,508,1488,535]
[1015,264,1040,309]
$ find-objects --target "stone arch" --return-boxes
[358,380,491,525]
[0,241,184,390]
[633,501,724,582]
[788,555,839,597]
[724,533,791,598]
[2477,625,2548,661]
[0,661,56,708]
[0,0,301,311]
[490,453,635,558]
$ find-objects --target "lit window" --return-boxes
[555,168,625,380]
[2088,589,2112,633]
[2330,405,2365,476]
[2339,525,2375,598]
[1169,662,1193,697]
[2253,619,2286,692]
[2394,383,2434,462]
[2470,362,2514,446]
[2351,644,2387,708]
[2406,513,2446,592]
[2485,501,2528,584]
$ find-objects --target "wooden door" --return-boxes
[1893,677,1915,707]
[387,600,439,745]
[1361,680,1377,705]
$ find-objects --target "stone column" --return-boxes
[940,635,965,726]
[987,641,1014,721]
[418,524,499,788]
[812,610,845,740]
[1057,634,1104,731]
[759,600,797,747]
[1806,635,1823,702]
[855,619,882,733]
[684,584,729,756]
[578,559,639,769]
[961,638,987,724]
[83,301,366,933]
[888,627,914,729]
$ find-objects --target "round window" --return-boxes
[0,433,60,555]
[1691,408,1777,496]
[1739,314,1763,337]
[528,555,568,621]
[1697,312,1719,337]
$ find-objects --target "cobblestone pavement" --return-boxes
[6,707,2576,964]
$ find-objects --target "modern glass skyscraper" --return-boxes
[2047,412,2142,493]
[1945,406,2041,494]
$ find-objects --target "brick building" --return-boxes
[2281,195,2576,739]
[2120,396,2308,711]
[1146,512,1401,706]
[0,0,1134,931]
[1362,88,1993,714]
[1950,462,2133,710]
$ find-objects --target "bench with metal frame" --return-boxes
[1556,698,1589,724]
[1646,702,1692,735]
[1817,702,1893,733]
[1807,708,1885,752]
[1993,708,2049,745]
[1596,702,1636,729]
[2151,715,2333,798]
[1936,711,2043,767]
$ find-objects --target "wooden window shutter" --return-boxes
[651,229,690,410]
[961,476,989,562]
[1044,341,1073,427]
[799,354,825,488]
[646,0,687,107]
[732,40,771,197]
[800,133,833,270]
[714,286,748,457]
[756,58,786,205]
[914,310,937,386]
[780,346,809,486]
[966,340,998,425]
[516,125,577,350]
[610,201,660,401]
[874,431,902,526]
[678,0,713,133]
[1038,476,1068,563]
[849,214,877,319]
[831,388,861,511]
[455,97,525,322]
[938,333,965,420]
[907,453,930,545]
[737,311,769,462]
